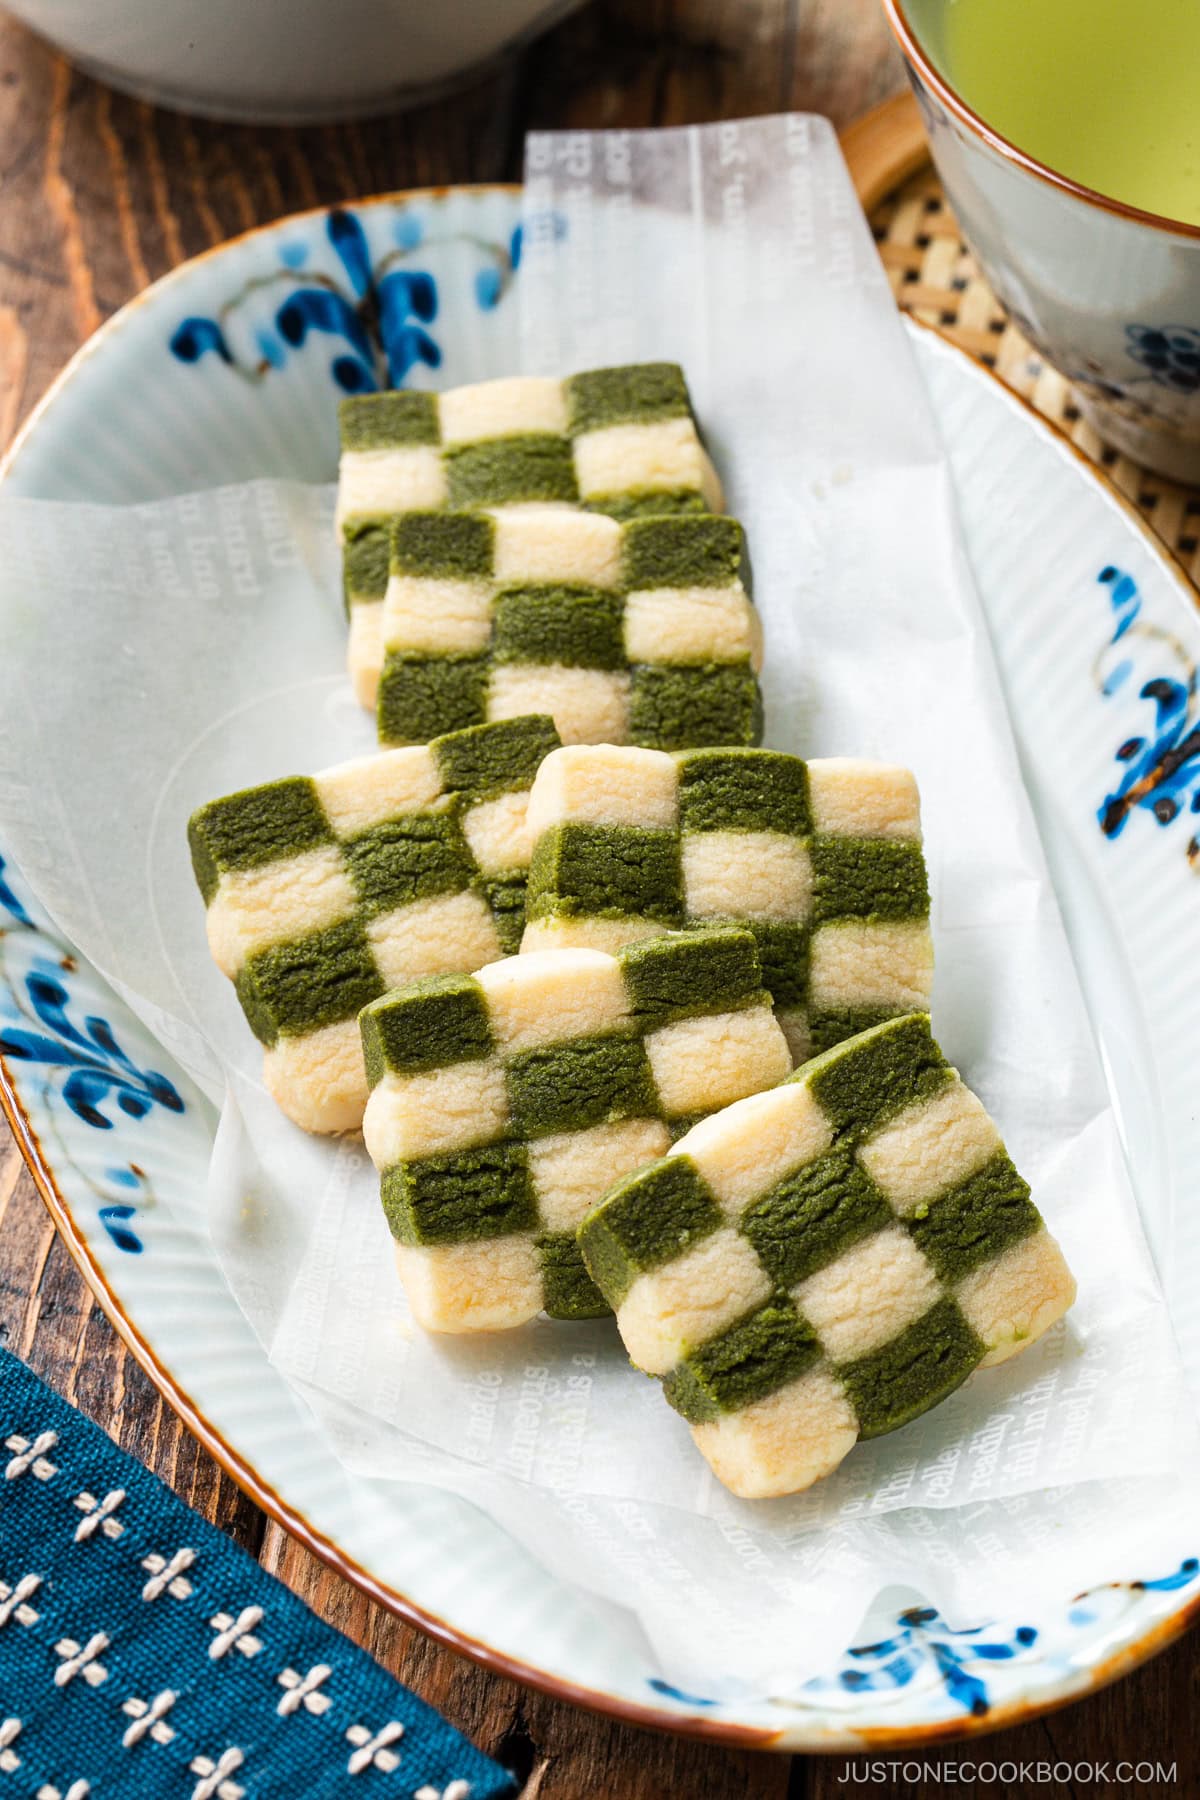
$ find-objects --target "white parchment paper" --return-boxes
[0,115,1196,1687]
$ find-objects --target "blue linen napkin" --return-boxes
[0,1344,516,1799]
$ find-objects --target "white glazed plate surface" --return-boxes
[2,188,1198,1749]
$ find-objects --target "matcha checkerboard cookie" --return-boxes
[337,360,722,561]
[578,1012,1076,1499]
[350,511,763,753]
[187,714,560,1134]
[341,363,724,697]
[522,744,934,1062]
[359,927,792,1333]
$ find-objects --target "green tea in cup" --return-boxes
[907,0,1200,225]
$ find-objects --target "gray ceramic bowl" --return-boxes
[5,0,583,122]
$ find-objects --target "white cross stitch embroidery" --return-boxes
[122,1690,177,1748]
[346,1721,404,1775]
[277,1664,332,1717]
[73,1488,126,1543]
[0,1572,41,1628]
[0,1391,485,1800]
[141,1547,195,1601]
[189,1748,245,1800]
[4,1431,57,1482]
[53,1634,110,1689]
[208,1606,263,1659]
[0,1718,21,1774]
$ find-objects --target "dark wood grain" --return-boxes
[0,5,1195,1795]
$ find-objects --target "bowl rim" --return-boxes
[1,179,1197,1751]
[881,0,1200,244]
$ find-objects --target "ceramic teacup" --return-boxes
[884,0,1200,482]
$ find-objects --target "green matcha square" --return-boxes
[811,838,931,922]
[565,362,693,434]
[807,1005,905,1058]
[381,1141,538,1246]
[805,1013,951,1141]
[433,714,560,801]
[677,749,811,836]
[740,1149,894,1289]
[621,517,749,592]
[391,511,494,580]
[538,1232,611,1319]
[588,489,713,521]
[340,390,440,451]
[504,1031,658,1138]
[445,434,579,509]
[480,877,528,954]
[578,1153,723,1306]
[236,918,383,1046]
[492,584,626,670]
[907,1152,1041,1284]
[340,810,476,917]
[342,523,391,607]
[360,975,494,1084]
[837,1296,983,1439]
[663,1299,821,1424]
[526,822,684,924]
[620,927,763,1027]
[748,920,812,1010]
[629,665,763,751]
[377,655,489,745]
[189,777,333,903]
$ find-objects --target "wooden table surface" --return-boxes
[0,4,1193,1794]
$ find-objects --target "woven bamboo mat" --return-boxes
[843,94,1200,588]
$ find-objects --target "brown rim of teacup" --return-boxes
[882,0,1200,243]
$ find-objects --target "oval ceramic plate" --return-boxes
[2,188,1198,1750]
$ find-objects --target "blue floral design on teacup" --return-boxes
[1125,325,1200,396]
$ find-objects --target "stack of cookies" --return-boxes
[189,364,1074,1498]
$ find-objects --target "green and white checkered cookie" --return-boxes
[187,715,560,1134]
[522,745,934,1062]
[359,927,791,1333]
[579,1012,1076,1498]
[338,360,721,549]
[341,363,722,697]
[348,511,763,754]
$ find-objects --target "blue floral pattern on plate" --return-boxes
[0,853,182,1253]
[0,855,183,1134]
[650,1561,1200,1719]
[1095,566,1200,864]
[169,206,520,392]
